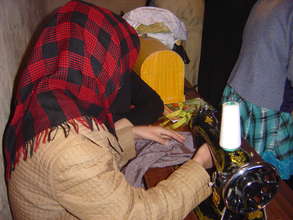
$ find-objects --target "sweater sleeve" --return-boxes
[50,131,211,220]
[123,72,164,125]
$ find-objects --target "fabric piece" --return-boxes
[123,132,194,187]
[3,0,139,178]
[123,6,187,49]
[8,120,211,220]
[136,22,171,35]
[222,85,293,179]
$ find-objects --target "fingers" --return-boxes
[158,127,185,143]
[132,125,186,144]
[155,136,169,145]
[161,132,185,143]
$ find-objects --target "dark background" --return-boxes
[198,0,257,110]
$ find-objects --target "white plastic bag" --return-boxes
[123,6,187,49]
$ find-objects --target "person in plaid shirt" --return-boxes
[4,1,212,219]
[222,0,293,180]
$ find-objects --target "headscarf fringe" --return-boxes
[12,117,100,168]
[92,117,123,153]
[35,131,43,152]
[8,117,121,179]
[75,116,93,130]
[107,138,120,154]
[59,123,71,138]
[48,127,59,142]
[92,118,100,130]
[68,119,79,133]
[43,129,49,144]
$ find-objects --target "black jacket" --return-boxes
[111,71,164,125]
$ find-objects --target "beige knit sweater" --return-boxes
[8,120,211,220]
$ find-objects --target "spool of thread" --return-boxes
[219,101,241,151]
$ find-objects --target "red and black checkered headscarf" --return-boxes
[3,0,139,179]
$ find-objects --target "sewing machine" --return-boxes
[189,105,280,220]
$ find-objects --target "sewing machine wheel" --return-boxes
[222,161,280,214]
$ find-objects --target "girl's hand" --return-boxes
[192,143,213,169]
[132,126,185,145]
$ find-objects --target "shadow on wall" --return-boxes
[0,0,63,219]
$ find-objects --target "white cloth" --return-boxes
[123,6,187,49]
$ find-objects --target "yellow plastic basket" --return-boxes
[133,37,185,104]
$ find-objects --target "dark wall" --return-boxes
[198,0,257,110]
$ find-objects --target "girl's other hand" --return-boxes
[192,143,213,169]
[132,126,185,145]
